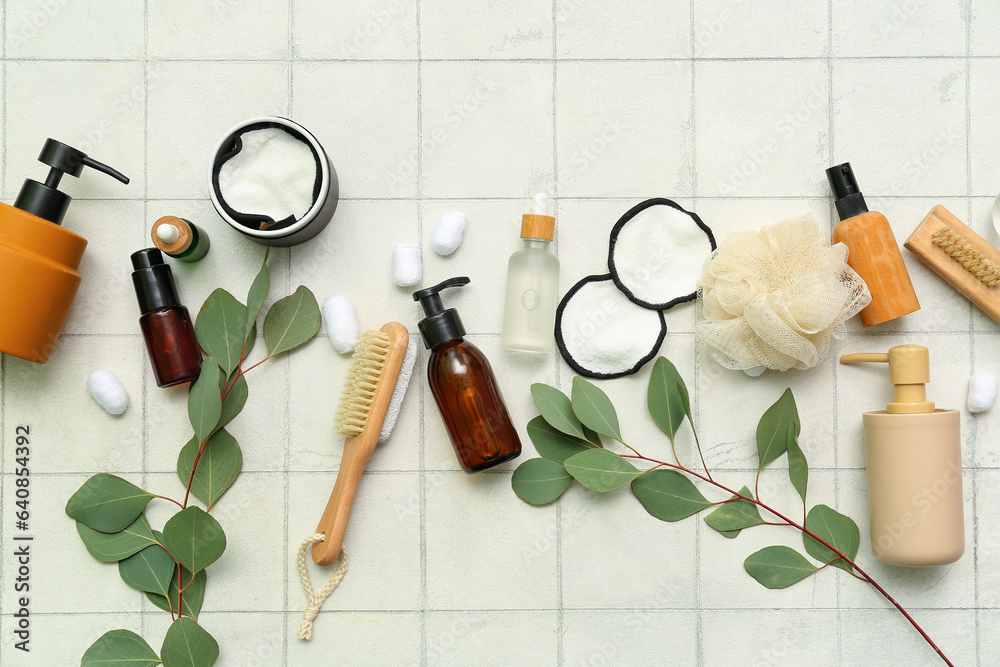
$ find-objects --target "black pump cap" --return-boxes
[413,277,470,349]
[826,162,869,221]
[131,248,182,314]
[14,139,129,225]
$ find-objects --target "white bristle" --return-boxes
[334,329,391,436]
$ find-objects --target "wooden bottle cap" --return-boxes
[521,214,555,240]
[151,216,193,255]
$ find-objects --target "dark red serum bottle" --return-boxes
[130,248,202,387]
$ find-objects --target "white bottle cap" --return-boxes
[532,192,548,216]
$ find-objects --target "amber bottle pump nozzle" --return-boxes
[840,344,934,414]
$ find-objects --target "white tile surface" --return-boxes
[1,2,994,666]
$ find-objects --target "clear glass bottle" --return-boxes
[501,193,559,352]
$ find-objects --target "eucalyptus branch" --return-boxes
[68,252,324,667]
[512,360,954,667]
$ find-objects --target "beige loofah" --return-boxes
[696,214,871,372]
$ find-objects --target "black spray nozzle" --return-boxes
[825,162,869,221]
[14,138,130,225]
[412,276,470,349]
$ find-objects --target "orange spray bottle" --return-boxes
[0,139,129,363]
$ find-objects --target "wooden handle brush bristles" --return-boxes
[904,204,1000,325]
[312,322,409,566]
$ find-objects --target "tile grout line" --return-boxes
[284,3,293,665]
[3,55,994,63]
[140,0,149,638]
[416,3,428,665]
[551,2,563,664]
[827,2,842,665]
[965,1,980,663]
[43,193,1000,202]
[689,3,704,666]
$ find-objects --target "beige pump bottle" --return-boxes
[840,345,964,566]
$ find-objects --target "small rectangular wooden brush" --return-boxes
[904,204,1000,325]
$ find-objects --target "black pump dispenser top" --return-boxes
[826,162,869,222]
[413,276,470,349]
[14,139,130,225]
[131,248,181,314]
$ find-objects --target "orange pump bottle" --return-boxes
[827,162,920,327]
[0,139,129,363]
[414,277,522,472]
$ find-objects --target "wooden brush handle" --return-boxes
[312,322,409,566]
[311,430,378,566]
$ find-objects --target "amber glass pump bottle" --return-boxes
[414,277,522,472]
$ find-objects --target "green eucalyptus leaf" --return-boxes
[631,469,712,521]
[511,458,573,505]
[704,486,764,538]
[66,474,155,533]
[263,285,322,356]
[188,359,222,446]
[118,543,175,597]
[564,448,641,492]
[196,288,252,375]
[146,567,207,621]
[756,388,800,470]
[745,545,820,589]
[216,372,248,434]
[803,504,860,573]
[647,357,690,441]
[77,513,157,562]
[162,507,227,574]
[786,424,808,505]
[81,629,161,667]
[160,617,219,667]
[176,429,242,511]
[245,249,270,343]
[530,383,586,439]
[571,377,623,442]
[527,416,596,463]
[581,424,603,447]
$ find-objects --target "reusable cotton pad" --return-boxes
[609,199,717,310]
[218,127,318,225]
[556,275,666,379]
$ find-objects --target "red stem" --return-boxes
[623,452,955,667]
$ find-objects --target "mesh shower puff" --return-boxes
[696,214,871,372]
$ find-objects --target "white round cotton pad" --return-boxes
[555,275,666,379]
[87,370,128,416]
[609,199,716,310]
[968,370,998,413]
[217,127,317,222]
[393,243,422,287]
[431,211,467,256]
[322,295,359,354]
